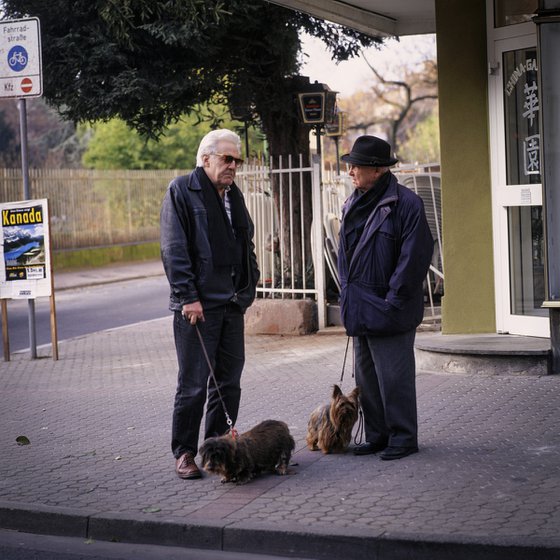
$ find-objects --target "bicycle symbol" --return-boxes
[10,51,27,66]
[7,46,28,72]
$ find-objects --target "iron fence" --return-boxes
[322,162,443,321]
[0,161,442,327]
[0,168,184,250]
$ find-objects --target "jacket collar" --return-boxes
[190,166,241,196]
[348,171,398,207]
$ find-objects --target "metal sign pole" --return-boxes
[334,136,340,175]
[1,17,43,359]
[17,97,37,359]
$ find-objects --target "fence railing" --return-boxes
[0,161,442,327]
[0,168,186,250]
[0,164,325,320]
[236,157,325,326]
[393,164,443,308]
[322,162,444,321]
[237,156,319,297]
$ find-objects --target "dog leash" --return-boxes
[339,336,351,383]
[353,408,364,445]
[339,336,364,445]
[193,323,238,438]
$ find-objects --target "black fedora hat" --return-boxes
[341,135,398,167]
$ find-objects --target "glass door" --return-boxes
[488,29,549,337]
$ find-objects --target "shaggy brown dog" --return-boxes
[199,419,295,484]
[306,384,360,454]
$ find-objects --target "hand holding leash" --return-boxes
[182,301,205,325]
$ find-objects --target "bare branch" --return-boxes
[345,49,438,153]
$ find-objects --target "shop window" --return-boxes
[503,47,540,185]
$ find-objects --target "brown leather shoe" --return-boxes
[175,452,202,479]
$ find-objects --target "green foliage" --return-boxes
[1,0,380,153]
[52,242,161,271]
[82,105,266,170]
[82,119,200,170]
[399,112,440,163]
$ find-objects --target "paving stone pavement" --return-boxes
[0,265,559,559]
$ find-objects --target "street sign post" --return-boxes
[0,17,46,360]
[0,17,42,99]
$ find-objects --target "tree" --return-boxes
[1,1,378,153]
[82,104,265,170]
[0,98,87,168]
[398,110,440,163]
[2,0,380,285]
[340,57,438,158]
[0,106,19,167]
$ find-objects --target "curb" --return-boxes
[0,501,89,539]
[2,502,559,560]
[54,271,166,292]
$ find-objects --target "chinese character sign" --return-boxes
[0,199,52,299]
[503,49,540,185]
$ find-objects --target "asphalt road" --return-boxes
[3,276,171,352]
[0,529,315,560]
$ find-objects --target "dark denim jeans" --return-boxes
[171,303,245,458]
[354,328,418,449]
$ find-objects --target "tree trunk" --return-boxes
[254,76,315,291]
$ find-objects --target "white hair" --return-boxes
[196,129,242,167]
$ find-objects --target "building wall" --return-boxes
[435,0,496,333]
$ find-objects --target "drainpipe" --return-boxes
[535,0,560,373]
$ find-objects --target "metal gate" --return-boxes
[236,155,326,328]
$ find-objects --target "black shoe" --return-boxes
[353,441,388,455]
[380,446,418,461]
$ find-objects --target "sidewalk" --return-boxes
[52,259,166,291]
[1,261,559,560]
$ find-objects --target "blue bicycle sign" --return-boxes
[8,45,28,72]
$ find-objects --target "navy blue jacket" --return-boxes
[160,171,259,313]
[338,172,434,336]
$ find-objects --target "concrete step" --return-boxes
[415,332,551,376]
[326,305,551,376]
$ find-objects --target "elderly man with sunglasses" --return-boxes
[160,129,260,480]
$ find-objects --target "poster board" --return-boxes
[0,198,52,299]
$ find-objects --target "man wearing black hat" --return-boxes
[338,135,434,460]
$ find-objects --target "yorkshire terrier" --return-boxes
[306,384,360,454]
[199,419,295,484]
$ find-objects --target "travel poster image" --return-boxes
[2,203,46,282]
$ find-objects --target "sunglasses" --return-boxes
[212,152,244,167]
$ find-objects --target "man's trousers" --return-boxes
[354,328,418,449]
[171,303,244,458]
